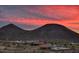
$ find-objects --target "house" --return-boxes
[50,44,70,50]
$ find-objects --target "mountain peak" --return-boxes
[44,24,65,27]
[0,23,23,30]
[5,24,17,27]
[34,23,67,31]
[7,23,16,26]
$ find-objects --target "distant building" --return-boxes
[51,44,70,50]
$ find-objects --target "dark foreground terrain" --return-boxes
[0,40,79,53]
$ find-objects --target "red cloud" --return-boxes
[34,6,79,20]
[0,6,79,31]
[0,17,79,30]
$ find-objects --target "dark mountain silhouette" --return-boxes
[0,24,30,40]
[31,24,79,42]
[0,23,79,42]
[0,24,24,32]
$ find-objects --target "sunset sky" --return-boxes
[0,5,79,33]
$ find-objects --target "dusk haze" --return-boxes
[0,5,79,53]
